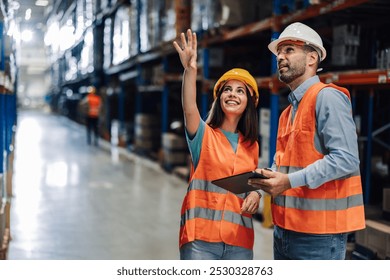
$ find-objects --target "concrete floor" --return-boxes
[7,110,273,260]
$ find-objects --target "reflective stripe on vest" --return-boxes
[180,125,258,249]
[273,193,363,211]
[181,207,253,229]
[188,179,247,199]
[273,82,365,234]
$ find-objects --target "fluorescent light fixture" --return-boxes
[35,0,49,6]
[25,8,31,20]
[27,65,47,75]
[21,29,33,42]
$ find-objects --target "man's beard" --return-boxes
[278,64,306,84]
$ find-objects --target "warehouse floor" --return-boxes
[7,110,273,260]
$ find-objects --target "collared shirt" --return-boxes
[273,75,360,189]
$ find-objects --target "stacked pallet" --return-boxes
[160,132,188,171]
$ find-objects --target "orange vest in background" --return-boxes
[180,125,259,249]
[87,94,101,118]
[272,82,365,234]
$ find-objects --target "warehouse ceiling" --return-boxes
[13,0,52,72]
[7,0,53,104]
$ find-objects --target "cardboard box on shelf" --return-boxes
[134,114,161,152]
[219,0,257,27]
[162,133,187,150]
[191,0,219,32]
[331,44,359,66]
[112,5,139,65]
[139,0,163,52]
[377,48,390,70]
[197,48,224,68]
[161,133,188,168]
[174,0,191,37]
[333,24,361,46]
[364,219,390,259]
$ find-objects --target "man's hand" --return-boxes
[248,168,291,197]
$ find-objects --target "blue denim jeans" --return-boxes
[273,226,348,260]
[180,240,253,260]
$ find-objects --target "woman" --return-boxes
[173,29,261,260]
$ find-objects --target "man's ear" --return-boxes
[307,51,319,68]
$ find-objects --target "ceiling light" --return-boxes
[27,65,47,75]
[35,0,49,7]
[21,29,33,42]
[25,8,31,20]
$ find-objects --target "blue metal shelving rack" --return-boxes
[0,18,17,259]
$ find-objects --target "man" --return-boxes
[249,22,365,260]
[80,86,102,146]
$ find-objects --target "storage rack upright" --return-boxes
[0,11,17,260]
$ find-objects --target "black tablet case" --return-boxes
[211,171,268,194]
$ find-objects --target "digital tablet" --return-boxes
[211,171,269,194]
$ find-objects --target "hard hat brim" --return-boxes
[214,78,259,107]
[213,68,259,107]
[268,36,327,61]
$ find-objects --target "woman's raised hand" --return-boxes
[173,29,197,70]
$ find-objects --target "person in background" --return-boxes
[248,22,365,260]
[80,86,102,146]
[173,29,262,260]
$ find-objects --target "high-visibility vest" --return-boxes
[273,82,365,234]
[180,125,259,249]
[87,94,101,118]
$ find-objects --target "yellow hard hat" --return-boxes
[213,68,259,106]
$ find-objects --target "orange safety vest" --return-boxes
[180,125,259,249]
[87,94,101,118]
[272,82,365,234]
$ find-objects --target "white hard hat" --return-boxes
[268,22,327,61]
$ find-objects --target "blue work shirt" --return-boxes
[273,75,360,189]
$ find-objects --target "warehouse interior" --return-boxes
[0,0,390,260]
